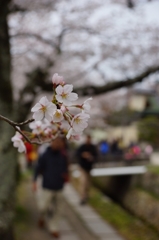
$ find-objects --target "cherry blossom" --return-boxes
[29,121,44,134]
[31,96,57,121]
[82,98,92,112]
[71,112,90,133]
[55,84,78,106]
[9,73,92,153]
[52,73,64,86]
[52,109,64,122]
[66,127,82,140]
[11,132,26,153]
[66,127,73,139]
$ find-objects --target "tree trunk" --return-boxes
[0,1,17,239]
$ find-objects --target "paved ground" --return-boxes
[63,184,125,240]
[16,175,125,240]
[17,157,125,240]
[16,177,81,240]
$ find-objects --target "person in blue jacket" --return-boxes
[33,137,68,238]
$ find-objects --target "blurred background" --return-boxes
[1,0,159,239]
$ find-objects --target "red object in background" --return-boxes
[25,142,33,162]
[132,146,141,155]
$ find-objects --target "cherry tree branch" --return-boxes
[0,114,39,144]
[0,114,34,127]
[0,114,55,145]
[29,65,159,96]
[74,65,159,96]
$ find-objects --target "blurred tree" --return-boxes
[0,0,17,239]
[8,0,159,99]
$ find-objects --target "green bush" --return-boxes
[138,116,159,148]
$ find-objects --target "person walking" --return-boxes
[32,137,69,238]
[77,134,97,205]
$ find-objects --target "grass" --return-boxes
[147,165,159,175]
[89,187,159,240]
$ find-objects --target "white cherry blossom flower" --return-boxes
[61,120,70,131]
[53,109,64,122]
[52,73,64,85]
[29,121,44,134]
[31,96,57,121]
[66,127,82,140]
[11,132,26,153]
[52,109,64,122]
[55,84,78,106]
[82,97,92,112]
[71,112,90,133]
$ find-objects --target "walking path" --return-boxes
[16,177,81,240]
[16,173,125,240]
[63,184,125,240]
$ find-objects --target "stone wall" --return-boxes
[137,171,159,197]
[92,173,159,233]
[123,189,159,232]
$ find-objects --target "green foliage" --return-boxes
[148,165,159,175]
[15,205,29,223]
[89,187,159,240]
[138,116,159,147]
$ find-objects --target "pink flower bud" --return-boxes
[52,73,64,85]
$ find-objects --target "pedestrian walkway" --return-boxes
[16,172,125,240]
[16,177,81,240]
[63,184,125,240]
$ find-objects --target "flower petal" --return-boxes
[31,103,41,112]
[56,85,63,95]
[39,96,49,105]
[45,111,53,121]
[66,128,73,139]
[68,92,78,101]
[33,110,44,121]
[53,110,64,122]
[64,84,73,94]
[56,95,63,103]
[18,142,26,153]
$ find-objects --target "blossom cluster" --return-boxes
[11,73,92,152]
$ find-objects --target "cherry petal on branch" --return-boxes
[31,96,57,121]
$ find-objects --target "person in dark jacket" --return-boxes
[33,137,68,238]
[77,134,97,205]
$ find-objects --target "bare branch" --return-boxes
[0,114,56,145]
[74,65,159,96]
[31,65,159,97]
[0,114,34,127]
